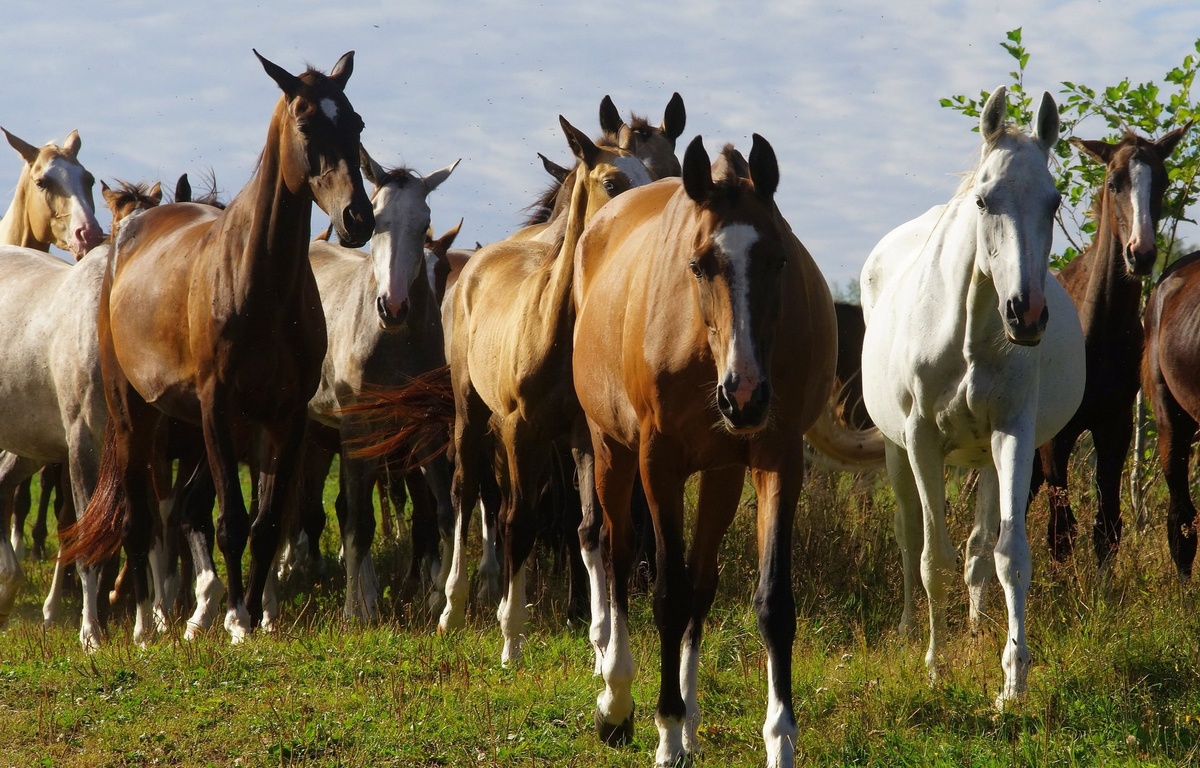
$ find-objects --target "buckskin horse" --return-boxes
[860,87,1085,705]
[60,50,374,644]
[1032,124,1191,570]
[573,135,835,767]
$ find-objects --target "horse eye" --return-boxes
[34,177,46,189]
[603,180,616,194]
[974,196,986,212]
[1107,180,1119,193]
[689,260,703,279]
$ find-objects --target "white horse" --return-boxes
[303,151,458,621]
[860,87,1085,704]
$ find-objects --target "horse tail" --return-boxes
[58,422,127,566]
[804,407,886,473]
[342,365,455,468]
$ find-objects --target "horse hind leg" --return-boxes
[572,422,608,675]
[9,476,32,560]
[1155,394,1199,579]
[338,451,380,622]
[883,438,923,640]
[965,466,1000,635]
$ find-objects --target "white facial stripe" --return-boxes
[612,156,653,187]
[715,223,761,398]
[1129,158,1154,246]
[320,98,339,123]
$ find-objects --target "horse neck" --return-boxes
[0,170,50,250]
[224,113,314,306]
[1077,189,1144,325]
[540,165,591,322]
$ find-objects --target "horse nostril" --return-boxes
[1006,299,1019,326]
[1039,305,1049,329]
[716,385,732,415]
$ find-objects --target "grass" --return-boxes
[4,456,1200,766]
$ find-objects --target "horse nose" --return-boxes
[716,375,771,431]
[339,202,374,249]
[1004,295,1049,346]
[1125,243,1157,276]
[376,295,409,328]
[76,221,103,253]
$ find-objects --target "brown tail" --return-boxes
[341,365,455,468]
[58,422,127,566]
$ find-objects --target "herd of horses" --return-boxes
[0,48,1197,765]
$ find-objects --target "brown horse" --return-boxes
[436,116,651,662]
[1032,124,1191,570]
[60,50,374,643]
[572,136,835,766]
[1143,248,1200,577]
[0,128,104,259]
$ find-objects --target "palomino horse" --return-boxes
[303,151,458,621]
[0,128,104,259]
[436,116,651,662]
[60,51,374,643]
[1142,250,1200,577]
[1032,125,1191,569]
[860,87,1085,704]
[573,136,835,767]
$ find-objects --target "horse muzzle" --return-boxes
[336,200,375,249]
[717,377,772,433]
[1125,245,1157,277]
[1004,297,1049,347]
[376,295,410,330]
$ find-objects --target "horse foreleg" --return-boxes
[992,425,1035,705]
[31,464,61,561]
[572,421,608,675]
[680,465,744,757]
[1092,417,1133,575]
[965,466,1000,634]
[439,391,488,633]
[591,431,637,747]
[1040,433,1079,562]
[475,462,502,604]
[246,415,306,634]
[497,417,546,667]
[339,451,380,621]
[0,454,41,628]
[202,390,252,641]
[421,453,455,615]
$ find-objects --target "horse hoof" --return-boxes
[595,707,634,746]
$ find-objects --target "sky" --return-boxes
[3,1,1199,292]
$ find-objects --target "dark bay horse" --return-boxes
[1032,125,1191,570]
[61,50,374,643]
[573,136,836,766]
[1143,249,1200,577]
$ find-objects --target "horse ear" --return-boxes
[598,95,623,137]
[424,158,460,194]
[538,152,571,184]
[148,182,163,206]
[359,146,386,187]
[329,51,355,90]
[1032,91,1060,152]
[662,92,686,144]
[748,134,779,201]
[561,115,601,167]
[62,130,81,158]
[682,135,713,204]
[101,181,118,207]
[1069,137,1115,166]
[174,173,192,203]
[2,128,41,165]
[254,49,303,98]
[1156,119,1194,161]
[980,86,1008,143]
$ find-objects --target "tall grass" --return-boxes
[2,454,1200,766]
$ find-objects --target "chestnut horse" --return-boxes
[60,50,374,643]
[1143,249,1200,577]
[436,116,651,663]
[861,88,1084,705]
[0,128,104,259]
[573,136,836,767]
[1032,124,1191,569]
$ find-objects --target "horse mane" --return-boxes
[373,165,420,188]
[184,169,227,208]
[521,179,563,226]
[109,179,155,199]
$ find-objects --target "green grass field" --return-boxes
[3,458,1200,767]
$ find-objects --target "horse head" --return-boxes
[102,179,163,234]
[598,92,686,178]
[680,134,784,433]
[255,49,374,249]
[2,128,104,258]
[1071,121,1192,276]
[559,115,653,227]
[361,148,459,329]
[973,86,1061,346]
